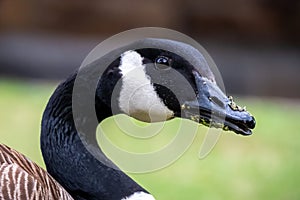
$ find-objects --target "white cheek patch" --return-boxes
[118,50,174,122]
[121,191,156,200]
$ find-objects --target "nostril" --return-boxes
[209,96,225,108]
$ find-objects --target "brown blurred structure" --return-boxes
[0,0,299,98]
[1,0,299,42]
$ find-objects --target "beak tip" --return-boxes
[248,116,256,129]
[243,115,256,129]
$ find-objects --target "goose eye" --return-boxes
[155,56,171,70]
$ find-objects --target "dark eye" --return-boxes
[155,56,171,70]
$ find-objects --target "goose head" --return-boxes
[92,38,255,136]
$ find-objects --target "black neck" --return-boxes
[41,73,146,200]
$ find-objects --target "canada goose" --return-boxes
[0,38,255,200]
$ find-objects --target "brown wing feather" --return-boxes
[0,144,74,200]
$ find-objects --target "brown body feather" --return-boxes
[0,144,73,200]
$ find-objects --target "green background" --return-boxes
[1,79,300,200]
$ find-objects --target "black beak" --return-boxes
[182,72,256,136]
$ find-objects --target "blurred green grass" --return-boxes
[1,78,300,200]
